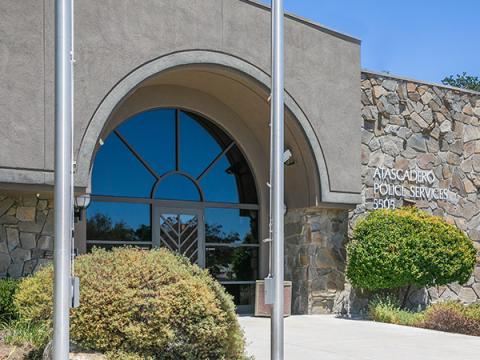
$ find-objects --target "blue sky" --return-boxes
[260,0,478,84]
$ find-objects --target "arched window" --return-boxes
[87,109,259,311]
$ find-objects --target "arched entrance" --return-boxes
[77,54,330,314]
[87,108,260,312]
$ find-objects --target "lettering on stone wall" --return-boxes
[370,167,450,209]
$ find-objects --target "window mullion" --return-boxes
[114,130,159,180]
[176,109,180,171]
[196,142,235,182]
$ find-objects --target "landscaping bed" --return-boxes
[368,297,480,336]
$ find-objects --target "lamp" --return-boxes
[283,149,294,166]
[74,194,91,221]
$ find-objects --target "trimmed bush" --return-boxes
[0,278,19,321]
[346,208,476,291]
[14,248,247,359]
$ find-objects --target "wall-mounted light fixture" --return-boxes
[74,194,91,222]
[283,148,294,166]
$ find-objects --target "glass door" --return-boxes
[152,206,205,267]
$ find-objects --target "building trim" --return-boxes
[240,0,361,44]
[362,69,480,96]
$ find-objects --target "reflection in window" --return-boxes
[205,208,258,244]
[86,202,151,242]
[86,243,151,252]
[92,134,156,198]
[206,247,258,281]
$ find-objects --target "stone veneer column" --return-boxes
[285,208,349,314]
[0,193,54,277]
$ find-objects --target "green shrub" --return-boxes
[347,208,476,291]
[0,278,19,321]
[15,248,247,359]
[368,296,423,326]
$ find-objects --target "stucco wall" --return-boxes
[0,0,361,203]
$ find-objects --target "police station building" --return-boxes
[1,0,479,314]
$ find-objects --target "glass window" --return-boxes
[117,109,176,177]
[154,174,201,201]
[89,108,260,311]
[179,112,223,178]
[206,247,258,282]
[205,208,258,245]
[86,202,151,242]
[223,284,255,308]
[225,145,258,204]
[92,134,156,198]
[200,153,239,203]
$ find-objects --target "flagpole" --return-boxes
[53,0,73,358]
[271,0,285,359]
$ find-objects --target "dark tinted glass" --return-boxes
[223,284,255,308]
[154,174,201,201]
[200,153,239,203]
[179,112,223,178]
[225,145,258,204]
[205,208,258,244]
[206,247,258,281]
[86,202,151,241]
[118,109,176,177]
[92,133,156,197]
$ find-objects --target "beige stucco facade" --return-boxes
[0,0,478,315]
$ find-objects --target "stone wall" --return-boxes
[290,75,480,315]
[351,72,480,307]
[0,193,54,277]
[285,208,349,314]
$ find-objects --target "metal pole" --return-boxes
[271,0,285,359]
[53,0,73,359]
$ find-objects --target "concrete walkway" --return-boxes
[238,315,480,360]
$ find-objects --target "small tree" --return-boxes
[346,208,476,306]
[442,72,480,92]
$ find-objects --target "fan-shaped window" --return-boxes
[87,108,259,312]
[154,174,202,201]
[91,109,257,204]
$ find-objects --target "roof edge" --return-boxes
[362,69,480,96]
[239,0,361,45]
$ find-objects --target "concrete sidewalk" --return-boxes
[238,315,480,360]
